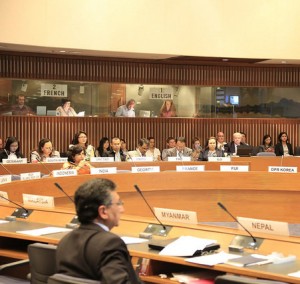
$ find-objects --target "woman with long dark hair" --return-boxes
[274,132,293,156]
[0,136,24,162]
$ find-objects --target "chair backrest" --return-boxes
[28,243,57,284]
[294,146,300,156]
[47,274,100,284]
[215,275,288,284]
[256,152,276,157]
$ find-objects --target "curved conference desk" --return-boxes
[1,158,300,283]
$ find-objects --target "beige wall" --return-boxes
[1,0,300,60]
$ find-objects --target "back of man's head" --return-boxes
[75,179,116,224]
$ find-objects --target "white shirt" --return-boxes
[115,105,135,117]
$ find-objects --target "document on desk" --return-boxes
[0,220,9,224]
[16,226,72,236]
[288,271,300,278]
[159,236,217,257]
[185,251,238,266]
[121,236,149,245]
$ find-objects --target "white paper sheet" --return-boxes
[121,236,149,245]
[159,236,217,257]
[185,251,239,266]
[16,226,71,236]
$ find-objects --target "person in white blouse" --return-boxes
[0,136,24,162]
[146,136,161,161]
[69,131,95,161]
[56,98,77,116]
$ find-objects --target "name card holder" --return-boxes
[0,175,12,184]
[168,157,191,162]
[131,157,153,162]
[237,217,290,236]
[154,207,198,224]
[20,172,41,181]
[176,165,205,172]
[220,165,249,172]
[131,166,160,173]
[2,158,27,164]
[268,166,297,173]
[90,157,114,162]
[208,157,231,162]
[45,157,68,163]
[23,194,55,208]
[52,169,77,177]
[90,167,117,174]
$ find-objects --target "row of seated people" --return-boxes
[0,131,296,166]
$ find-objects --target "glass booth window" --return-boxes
[0,79,299,118]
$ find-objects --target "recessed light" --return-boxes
[59,50,66,53]
[222,58,229,62]
[281,60,287,64]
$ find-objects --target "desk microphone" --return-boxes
[134,184,167,236]
[217,202,257,249]
[54,182,78,227]
[54,182,74,203]
[35,157,53,176]
[0,195,32,219]
[127,154,138,168]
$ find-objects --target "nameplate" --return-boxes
[23,194,54,208]
[2,158,27,164]
[131,166,160,173]
[45,157,67,163]
[90,167,117,174]
[52,169,77,177]
[20,172,41,181]
[131,157,153,162]
[220,165,249,172]
[0,175,12,184]
[237,217,289,236]
[90,157,114,162]
[168,157,191,162]
[268,166,297,173]
[154,207,198,224]
[208,157,231,162]
[176,165,205,172]
[0,191,9,203]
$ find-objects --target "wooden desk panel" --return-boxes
[1,171,300,223]
[0,218,299,283]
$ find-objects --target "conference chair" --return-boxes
[256,152,276,157]
[47,274,100,284]
[215,275,288,284]
[0,259,30,284]
[294,146,300,156]
[27,243,57,284]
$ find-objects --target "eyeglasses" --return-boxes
[108,200,124,206]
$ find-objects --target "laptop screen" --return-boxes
[236,145,253,157]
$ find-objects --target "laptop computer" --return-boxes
[236,145,254,157]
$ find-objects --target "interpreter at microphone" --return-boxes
[31,138,60,163]
[198,137,224,161]
[62,145,93,174]
[0,136,24,162]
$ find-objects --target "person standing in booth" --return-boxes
[56,178,143,283]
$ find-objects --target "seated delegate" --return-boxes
[31,138,60,162]
[62,145,93,174]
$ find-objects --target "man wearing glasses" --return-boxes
[56,178,143,283]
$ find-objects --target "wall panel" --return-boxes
[1,51,300,87]
[1,116,299,159]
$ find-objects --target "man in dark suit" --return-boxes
[56,178,143,283]
[103,137,126,161]
[163,136,192,161]
[228,132,245,155]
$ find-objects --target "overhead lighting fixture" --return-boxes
[222,58,229,62]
